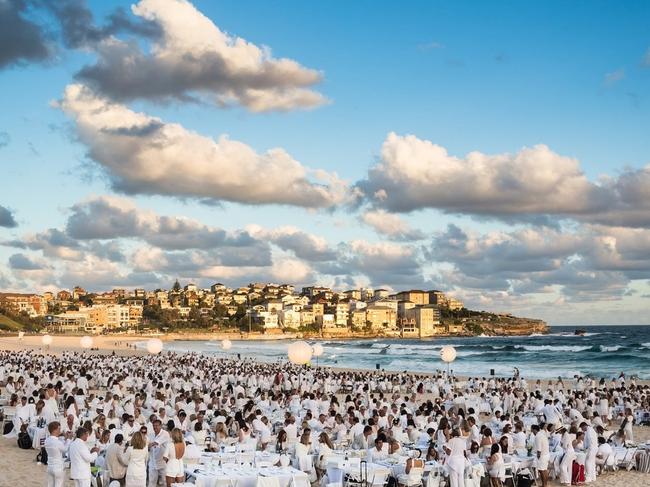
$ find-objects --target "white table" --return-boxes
[188,465,308,487]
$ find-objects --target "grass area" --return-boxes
[0,313,24,331]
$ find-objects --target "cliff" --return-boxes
[442,310,549,336]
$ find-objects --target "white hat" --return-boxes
[215,415,226,423]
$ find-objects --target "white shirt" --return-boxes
[534,431,549,457]
[69,438,98,480]
[44,436,68,470]
[446,437,467,457]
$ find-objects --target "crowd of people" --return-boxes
[1,348,649,487]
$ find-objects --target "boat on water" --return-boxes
[574,329,587,336]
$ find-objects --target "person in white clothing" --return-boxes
[581,422,598,483]
[124,431,149,487]
[147,419,170,487]
[367,435,389,462]
[444,429,467,487]
[532,424,550,487]
[163,428,185,486]
[558,427,576,486]
[69,427,99,487]
[44,421,71,487]
[595,437,614,471]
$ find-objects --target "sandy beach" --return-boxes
[0,334,145,355]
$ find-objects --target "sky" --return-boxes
[1,0,650,325]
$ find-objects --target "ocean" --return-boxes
[157,325,650,380]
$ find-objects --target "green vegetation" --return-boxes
[464,322,485,335]
[0,313,23,331]
[0,311,44,332]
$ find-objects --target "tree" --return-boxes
[172,279,181,292]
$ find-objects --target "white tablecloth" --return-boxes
[200,451,280,466]
[188,465,308,487]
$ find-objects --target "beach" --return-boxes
[0,334,143,355]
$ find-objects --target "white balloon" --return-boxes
[42,334,53,346]
[440,345,457,363]
[288,341,313,365]
[312,343,324,357]
[80,335,93,349]
[221,339,232,350]
[147,338,164,354]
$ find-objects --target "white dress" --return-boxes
[125,447,148,487]
[164,442,185,478]
[559,433,576,485]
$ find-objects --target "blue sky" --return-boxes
[1,0,650,324]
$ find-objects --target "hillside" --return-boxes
[442,309,549,336]
[0,313,24,331]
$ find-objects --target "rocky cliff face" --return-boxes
[477,318,549,336]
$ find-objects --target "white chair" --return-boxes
[397,466,424,487]
[297,454,317,482]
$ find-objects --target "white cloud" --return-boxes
[360,209,425,240]
[359,132,650,229]
[59,84,352,208]
[360,132,601,216]
[76,0,327,112]
[246,225,337,261]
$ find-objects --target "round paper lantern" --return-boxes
[440,345,457,363]
[42,334,53,346]
[146,338,164,354]
[312,343,324,357]
[80,335,93,349]
[288,341,313,365]
[221,338,232,350]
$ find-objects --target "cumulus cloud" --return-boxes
[247,225,338,261]
[8,252,47,270]
[428,224,648,302]
[0,205,18,227]
[360,132,604,216]
[360,209,425,241]
[75,0,326,112]
[56,255,162,290]
[43,0,161,49]
[66,195,265,251]
[343,240,425,288]
[359,132,650,229]
[0,0,51,69]
[58,84,350,208]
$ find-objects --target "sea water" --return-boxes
[156,325,650,380]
